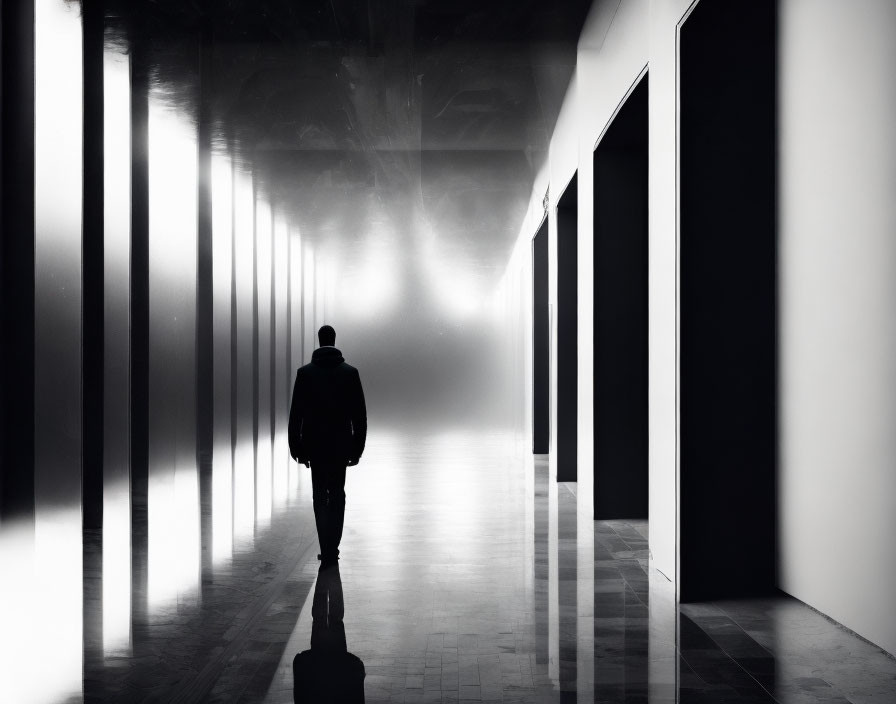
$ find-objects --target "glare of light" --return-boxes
[332,237,401,321]
[103,483,132,656]
[211,151,234,564]
[0,522,36,703]
[344,430,408,566]
[421,238,489,320]
[0,511,83,704]
[35,509,83,704]
[147,465,201,611]
[233,169,256,538]
[256,198,273,527]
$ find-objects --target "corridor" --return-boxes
[4,0,896,701]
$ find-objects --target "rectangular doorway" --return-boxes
[557,174,578,482]
[533,218,549,454]
[679,0,777,601]
[593,73,649,519]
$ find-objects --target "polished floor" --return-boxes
[5,433,896,703]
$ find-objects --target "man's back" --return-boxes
[288,345,367,464]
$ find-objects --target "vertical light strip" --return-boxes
[272,216,290,508]
[233,169,256,539]
[146,95,200,611]
[290,231,303,370]
[211,152,234,564]
[287,232,303,500]
[255,197,273,526]
[102,42,132,657]
[33,0,83,701]
[303,244,316,361]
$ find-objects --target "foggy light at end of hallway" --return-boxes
[421,237,491,321]
[326,237,403,322]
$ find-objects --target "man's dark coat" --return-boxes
[288,346,367,465]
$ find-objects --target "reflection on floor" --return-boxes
[6,433,896,703]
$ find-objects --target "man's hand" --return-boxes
[347,457,359,467]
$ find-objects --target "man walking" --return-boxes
[288,325,367,566]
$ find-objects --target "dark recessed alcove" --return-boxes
[679,0,777,601]
[593,73,649,520]
[533,217,550,454]
[557,174,578,482]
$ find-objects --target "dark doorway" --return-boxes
[533,218,550,454]
[593,73,649,519]
[679,0,777,601]
[557,174,578,482]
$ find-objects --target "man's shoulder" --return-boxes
[295,361,359,375]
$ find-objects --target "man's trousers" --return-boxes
[310,460,347,559]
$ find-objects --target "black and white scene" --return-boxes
[2,0,896,701]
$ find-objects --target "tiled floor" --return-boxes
[5,432,896,702]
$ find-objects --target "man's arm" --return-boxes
[288,370,307,464]
[349,368,367,464]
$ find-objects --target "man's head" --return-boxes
[318,325,336,347]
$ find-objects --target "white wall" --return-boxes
[506,1,896,651]
[778,0,896,656]
[505,0,680,580]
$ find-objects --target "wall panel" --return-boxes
[211,152,233,564]
[33,1,84,700]
[146,94,199,610]
[102,41,132,656]
[233,170,256,537]
[779,0,896,655]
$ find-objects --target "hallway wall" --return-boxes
[503,0,896,653]
[778,0,896,656]
[504,0,675,577]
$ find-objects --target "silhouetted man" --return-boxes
[292,564,365,703]
[289,325,367,566]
